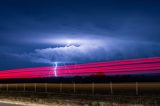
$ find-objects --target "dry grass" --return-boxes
[0,91,158,106]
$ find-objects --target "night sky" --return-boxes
[0,0,160,70]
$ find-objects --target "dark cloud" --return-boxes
[0,0,160,69]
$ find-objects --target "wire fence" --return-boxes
[0,82,159,96]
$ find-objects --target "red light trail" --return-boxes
[0,57,160,79]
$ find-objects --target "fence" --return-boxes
[0,82,159,96]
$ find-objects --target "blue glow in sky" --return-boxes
[0,0,160,70]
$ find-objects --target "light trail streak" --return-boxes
[0,57,160,79]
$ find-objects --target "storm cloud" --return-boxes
[1,0,160,69]
[12,39,160,65]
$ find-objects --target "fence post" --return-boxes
[45,83,47,92]
[16,83,17,91]
[136,82,138,95]
[6,84,8,92]
[23,83,25,92]
[73,82,76,93]
[60,82,62,93]
[35,83,36,92]
[110,81,113,95]
[105,82,108,95]
[92,82,94,95]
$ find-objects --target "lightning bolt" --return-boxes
[54,62,58,77]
